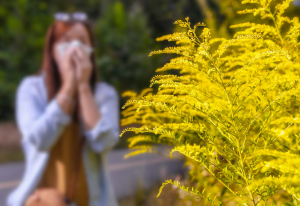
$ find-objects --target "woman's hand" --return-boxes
[72,47,93,87]
[58,46,78,97]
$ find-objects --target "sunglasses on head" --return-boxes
[54,12,88,22]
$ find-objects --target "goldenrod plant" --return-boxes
[121,0,300,205]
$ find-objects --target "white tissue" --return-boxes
[57,40,93,58]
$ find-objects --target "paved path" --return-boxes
[0,148,184,205]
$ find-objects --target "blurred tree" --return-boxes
[95,1,158,93]
[0,1,52,120]
[140,0,203,37]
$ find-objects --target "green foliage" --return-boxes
[94,1,158,93]
[0,1,52,120]
[121,0,300,205]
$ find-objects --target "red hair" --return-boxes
[41,20,97,102]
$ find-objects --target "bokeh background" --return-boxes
[1,0,300,205]
[0,0,203,121]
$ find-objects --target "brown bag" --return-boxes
[25,137,85,206]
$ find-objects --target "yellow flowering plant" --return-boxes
[121,0,300,205]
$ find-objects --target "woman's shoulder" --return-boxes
[17,75,44,93]
[94,82,119,101]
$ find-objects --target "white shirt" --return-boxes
[7,74,119,206]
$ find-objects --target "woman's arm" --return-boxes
[73,47,119,153]
[81,84,120,153]
[78,83,101,130]
[56,83,76,115]
[72,46,100,130]
[16,77,72,151]
[56,44,78,115]
[17,47,79,151]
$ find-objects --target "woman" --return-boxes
[7,12,119,206]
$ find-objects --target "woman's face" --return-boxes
[53,22,92,67]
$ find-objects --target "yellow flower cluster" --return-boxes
[121,0,300,205]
